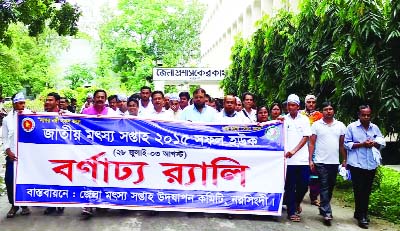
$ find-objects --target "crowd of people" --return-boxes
[2,87,385,229]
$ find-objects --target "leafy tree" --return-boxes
[0,23,68,97]
[0,0,81,46]
[222,0,400,140]
[98,0,205,92]
[64,63,96,90]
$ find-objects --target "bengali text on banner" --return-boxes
[15,114,285,215]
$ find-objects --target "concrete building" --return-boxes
[200,0,299,69]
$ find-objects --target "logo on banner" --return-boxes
[21,118,35,132]
[265,126,280,141]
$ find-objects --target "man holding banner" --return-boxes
[13,94,286,219]
[180,88,217,122]
[2,92,32,218]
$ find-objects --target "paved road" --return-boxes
[0,194,399,231]
[1,126,399,231]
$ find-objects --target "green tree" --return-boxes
[64,64,96,90]
[98,0,205,92]
[0,23,68,97]
[222,0,400,140]
[0,0,81,46]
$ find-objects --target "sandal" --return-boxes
[311,199,320,207]
[288,214,301,222]
[20,207,31,216]
[7,206,19,218]
[296,205,302,214]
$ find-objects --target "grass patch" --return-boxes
[334,166,400,224]
[0,175,5,195]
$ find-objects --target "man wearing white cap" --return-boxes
[168,93,181,120]
[164,93,171,110]
[283,93,312,222]
[2,92,32,218]
[300,94,323,207]
[115,94,129,116]
[235,96,243,112]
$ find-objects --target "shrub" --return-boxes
[369,167,400,223]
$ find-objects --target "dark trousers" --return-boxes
[309,169,320,201]
[5,158,27,209]
[348,165,376,218]
[285,165,310,216]
[315,164,338,216]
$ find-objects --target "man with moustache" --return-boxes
[108,95,118,111]
[81,89,117,219]
[138,86,153,116]
[42,92,66,215]
[345,105,385,229]
[145,91,173,120]
[59,97,69,111]
[309,102,346,225]
[216,95,246,124]
[301,94,323,207]
[180,88,217,122]
[2,92,32,218]
[82,90,118,116]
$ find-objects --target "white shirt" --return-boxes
[138,100,154,116]
[241,108,257,123]
[168,109,182,120]
[2,109,32,154]
[180,105,217,122]
[115,108,129,116]
[144,108,174,121]
[311,119,346,164]
[284,112,312,165]
[215,110,248,124]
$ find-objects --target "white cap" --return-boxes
[117,94,127,102]
[13,92,26,103]
[287,94,300,105]
[169,93,180,101]
[305,94,316,101]
[235,96,241,103]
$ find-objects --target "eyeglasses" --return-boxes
[306,101,316,104]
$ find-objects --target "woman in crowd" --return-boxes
[256,106,269,123]
[269,102,282,120]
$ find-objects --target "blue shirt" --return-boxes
[344,120,383,170]
[179,104,217,122]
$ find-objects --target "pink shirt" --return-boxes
[82,106,116,115]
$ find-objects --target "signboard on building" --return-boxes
[153,68,225,82]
